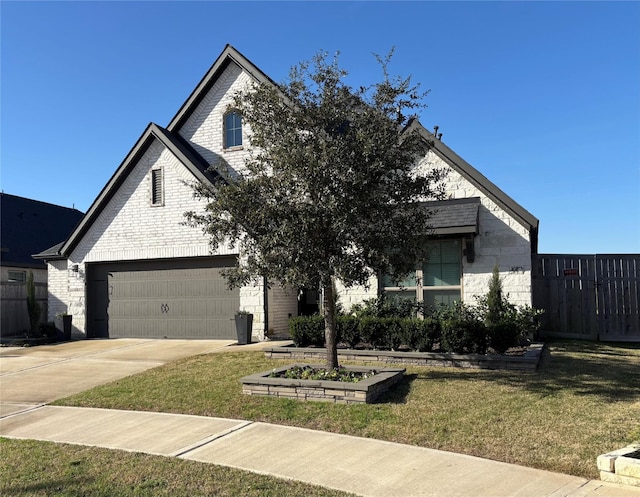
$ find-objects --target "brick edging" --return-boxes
[264,342,545,371]
[241,364,406,404]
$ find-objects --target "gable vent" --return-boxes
[151,168,163,206]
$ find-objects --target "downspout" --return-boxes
[263,275,269,339]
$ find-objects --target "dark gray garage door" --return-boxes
[86,257,239,339]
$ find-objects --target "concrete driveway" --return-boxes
[0,338,242,417]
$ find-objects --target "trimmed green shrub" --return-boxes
[476,266,544,354]
[26,270,41,335]
[416,316,441,352]
[378,317,403,350]
[487,320,518,355]
[399,318,438,352]
[351,294,421,319]
[289,315,325,347]
[358,316,387,348]
[484,266,505,329]
[337,315,360,348]
[288,292,540,355]
[438,302,487,354]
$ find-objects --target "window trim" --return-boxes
[382,239,463,311]
[223,110,243,149]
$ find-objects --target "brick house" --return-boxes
[36,45,538,341]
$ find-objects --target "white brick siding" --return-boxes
[178,62,254,178]
[49,53,535,342]
[414,151,533,306]
[62,139,264,337]
[335,276,378,312]
[46,260,68,321]
[334,151,534,310]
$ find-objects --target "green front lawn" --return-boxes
[53,340,640,479]
[0,439,356,497]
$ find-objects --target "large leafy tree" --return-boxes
[186,50,445,369]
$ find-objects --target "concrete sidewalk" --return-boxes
[1,405,638,497]
[1,339,639,497]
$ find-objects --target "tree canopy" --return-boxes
[186,50,445,368]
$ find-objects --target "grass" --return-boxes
[49,340,640,480]
[0,438,356,497]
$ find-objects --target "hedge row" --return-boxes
[289,314,441,352]
[289,301,539,355]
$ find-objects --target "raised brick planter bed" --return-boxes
[264,342,544,371]
[598,445,640,487]
[241,364,405,404]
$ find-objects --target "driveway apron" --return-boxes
[0,339,234,413]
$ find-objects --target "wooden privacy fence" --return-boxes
[0,282,48,336]
[532,254,640,341]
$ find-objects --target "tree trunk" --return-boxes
[322,279,339,370]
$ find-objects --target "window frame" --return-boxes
[382,239,463,312]
[7,270,26,283]
[223,110,243,149]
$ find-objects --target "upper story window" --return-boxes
[224,111,243,148]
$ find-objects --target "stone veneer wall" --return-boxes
[52,65,266,339]
[597,445,640,487]
[241,365,406,404]
[416,150,534,307]
[333,149,534,312]
[264,343,544,372]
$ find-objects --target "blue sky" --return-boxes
[2,1,639,254]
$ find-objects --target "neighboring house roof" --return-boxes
[0,193,84,268]
[42,44,539,259]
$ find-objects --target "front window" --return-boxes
[423,239,462,309]
[224,111,242,148]
[383,239,462,313]
[8,270,26,282]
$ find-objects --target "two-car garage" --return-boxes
[86,257,240,339]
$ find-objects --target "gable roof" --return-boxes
[168,44,277,133]
[0,193,84,268]
[43,44,539,260]
[36,123,219,260]
[406,119,539,252]
[41,45,265,261]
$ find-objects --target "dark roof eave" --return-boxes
[58,124,222,259]
[167,44,278,133]
[432,226,478,236]
[406,120,540,234]
[33,241,66,260]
